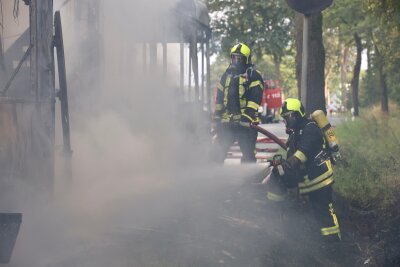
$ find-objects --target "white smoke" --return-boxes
[5,1,271,266]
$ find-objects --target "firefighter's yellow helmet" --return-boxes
[280,98,306,117]
[230,43,251,64]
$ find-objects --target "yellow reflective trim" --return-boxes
[239,77,247,108]
[215,104,223,111]
[329,203,339,227]
[218,83,224,91]
[299,172,333,189]
[266,192,286,202]
[329,203,342,240]
[247,101,259,110]
[326,159,332,170]
[240,99,246,109]
[223,77,231,107]
[294,150,307,163]
[299,176,334,194]
[232,114,241,120]
[242,113,254,122]
[321,225,340,236]
[240,101,247,109]
[225,76,231,87]
[299,162,333,188]
[249,80,262,88]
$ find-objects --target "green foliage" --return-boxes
[334,107,400,210]
[280,55,297,98]
[207,0,295,70]
[210,55,230,85]
[208,0,400,109]
[323,0,400,110]
[359,69,379,107]
[366,1,400,107]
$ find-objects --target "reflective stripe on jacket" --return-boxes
[286,120,334,194]
[215,66,263,123]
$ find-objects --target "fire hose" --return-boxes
[250,123,287,150]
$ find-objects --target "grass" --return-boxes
[333,104,400,211]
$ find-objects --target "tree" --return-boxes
[295,12,326,114]
[366,0,400,113]
[207,0,294,79]
[323,27,341,105]
[324,0,400,113]
[324,0,367,116]
[350,33,362,116]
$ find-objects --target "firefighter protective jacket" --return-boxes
[214,66,264,124]
[286,118,334,194]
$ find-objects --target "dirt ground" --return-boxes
[335,195,400,267]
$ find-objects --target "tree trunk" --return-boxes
[379,68,389,114]
[340,45,349,108]
[350,33,362,117]
[295,14,303,95]
[295,12,326,114]
[273,54,282,81]
[375,44,389,113]
[364,31,376,106]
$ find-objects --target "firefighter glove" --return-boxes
[269,156,292,177]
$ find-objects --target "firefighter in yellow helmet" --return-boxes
[212,43,264,163]
[266,98,341,242]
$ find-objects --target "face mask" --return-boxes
[230,54,246,74]
[283,113,298,129]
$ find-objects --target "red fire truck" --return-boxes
[259,80,283,124]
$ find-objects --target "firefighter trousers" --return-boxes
[266,173,341,241]
[308,186,341,241]
[212,122,258,164]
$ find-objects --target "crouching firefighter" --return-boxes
[266,98,341,242]
[211,43,264,164]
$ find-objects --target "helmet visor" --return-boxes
[231,54,246,65]
[281,111,297,128]
[281,111,292,121]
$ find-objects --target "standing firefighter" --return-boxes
[212,43,264,163]
[266,98,341,242]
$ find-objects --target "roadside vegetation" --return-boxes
[333,104,400,266]
[334,104,400,210]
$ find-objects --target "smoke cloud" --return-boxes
[0,1,278,266]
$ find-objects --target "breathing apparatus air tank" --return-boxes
[311,110,339,152]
